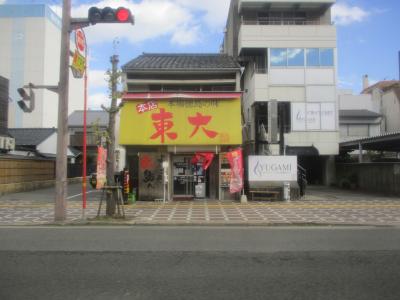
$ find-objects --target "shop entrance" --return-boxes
[172,155,208,199]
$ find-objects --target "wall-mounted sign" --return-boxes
[292,102,336,131]
[138,153,164,201]
[248,156,297,182]
[136,101,158,114]
[0,136,15,151]
[120,98,242,145]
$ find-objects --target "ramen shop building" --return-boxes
[120,53,242,201]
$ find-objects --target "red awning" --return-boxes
[122,92,242,101]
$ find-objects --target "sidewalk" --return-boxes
[0,186,400,226]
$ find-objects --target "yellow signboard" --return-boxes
[120,98,242,145]
[71,50,86,78]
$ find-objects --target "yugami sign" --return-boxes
[120,97,242,145]
[248,156,297,182]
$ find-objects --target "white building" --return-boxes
[223,0,338,185]
[362,79,400,134]
[338,89,382,142]
[0,4,83,128]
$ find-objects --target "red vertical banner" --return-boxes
[96,146,107,189]
[226,148,244,194]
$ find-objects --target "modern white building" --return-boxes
[223,0,339,185]
[0,4,84,128]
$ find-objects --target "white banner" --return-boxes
[291,102,336,131]
[248,156,297,182]
[292,103,306,131]
[321,103,336,130]
[306,103,321,130]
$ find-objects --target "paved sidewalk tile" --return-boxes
[1,186,400,226]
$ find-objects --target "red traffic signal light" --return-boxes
[116,7,130,22]
[88,7,134,25]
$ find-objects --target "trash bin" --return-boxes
[283,182,290,201]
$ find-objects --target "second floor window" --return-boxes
[271,48,334,67]
[306,48,334,67]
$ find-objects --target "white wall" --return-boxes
[1,13,83,129]
[286,131,339,155]
[239,25,336,53]
[1,17,47,128]
[37,132,57,154]
[382,90,400,132]
[338,93,377,112]
[269,86,305,102]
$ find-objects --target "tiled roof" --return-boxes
[362,80,400,94]
[68,110,109,127]
[339,109,381,118]
[340,131,400,152]
[122,53,240,71]
[8,128,56,146]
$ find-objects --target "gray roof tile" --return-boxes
[68,110,109,127]
[122,53,240,71]
[8,128,56,146]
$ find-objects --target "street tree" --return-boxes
[101,55,123,216]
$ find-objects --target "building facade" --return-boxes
[362,80,400,134]
[0,76,15,152]
[0,4,83,128]
[223,0,339,185]
[120,53,242,201]
[338,89,382,141]
[68,110,126,174]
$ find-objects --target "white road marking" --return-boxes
[66,190,99,200]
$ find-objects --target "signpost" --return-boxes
[71,50,86,79]
[74,28,88,219]
[75,29,86,54]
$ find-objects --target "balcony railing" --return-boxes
[242,17,321,26]
[70,134,99,147]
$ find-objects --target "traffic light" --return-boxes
[88,7,134,25]
[17,83,35,113]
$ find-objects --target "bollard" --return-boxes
[283,182,291,201]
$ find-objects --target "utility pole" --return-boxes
[55,0,71,222]
[51,2,134,221]
[105,55,119,216]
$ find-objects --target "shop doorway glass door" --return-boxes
[172,156,207,199]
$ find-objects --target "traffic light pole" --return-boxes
[53,2,134,222]
[55,0,71,222]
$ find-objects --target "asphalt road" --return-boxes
[1,226,400,300]
[0,182,101,203]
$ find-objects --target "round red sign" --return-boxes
[75,29,86,54]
